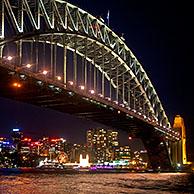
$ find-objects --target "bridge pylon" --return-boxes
[171,115,187,166]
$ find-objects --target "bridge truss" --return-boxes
[0,0,180,142]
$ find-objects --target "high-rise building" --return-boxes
[114,145,132,161]
[11,128,23,151]
[87,128,119,163]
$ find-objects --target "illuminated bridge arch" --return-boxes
[0,0,179,142]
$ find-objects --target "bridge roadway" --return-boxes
[0,63,177,170]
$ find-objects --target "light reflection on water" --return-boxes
[0,173,194,194]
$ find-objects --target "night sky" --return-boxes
[0,1,193,159]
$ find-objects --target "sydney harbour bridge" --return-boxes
[0,0,184,170]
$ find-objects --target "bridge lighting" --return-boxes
[42,70,48,75]
[68,81,74,86]
[118,110,120,114]
[120,104,125,107]
[90,90,95,94]
[7,56,13,61]
[56,76,62,81]
[98,93,103,97]
[79,85,85,90]
[105,97,111,101]
[26,64,32,68]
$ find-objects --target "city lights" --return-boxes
[12,129,20,132]
[12,82,22,88]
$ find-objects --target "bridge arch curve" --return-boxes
[0,0,181,170]
[0,0,170,129]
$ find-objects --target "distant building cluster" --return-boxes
[0,128,148,169]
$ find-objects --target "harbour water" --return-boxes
[0,172,194,194]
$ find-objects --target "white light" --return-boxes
[79,85,85,90]
[7,56,13,61]
[68,81,74,86]
[56,76,62,81]
[42,70,48,75]
[90,90,95,94]
[98,94,104,97]
[26,64,32,68]
[105,97,111,101]
[13,128,20,132]
[113,101,118,104]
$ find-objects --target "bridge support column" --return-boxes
[35,37,39,72]
[127,79,131,107]
[122,72,125,103]
[93,44,96,91]
[170,140,182,168]
[0,45,3,59]
[84,39,88,89]
[73,47,77,84]
[116,63,119,101]
[16,40,22,67]
[63,45,67,85]
[101,49,105,97]
[137,125,172,170]
[0,0,4,39]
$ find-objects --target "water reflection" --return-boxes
[0,173,194,194]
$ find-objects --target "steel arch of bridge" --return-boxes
[0,0,180,141]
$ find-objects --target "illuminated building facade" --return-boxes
[11,128,23,151]
[114,146,132,161]
[70,144,88,163]
[87,128,119,163]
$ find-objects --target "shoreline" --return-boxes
[0,167,193,174]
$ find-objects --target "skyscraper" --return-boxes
[87,128,119,163]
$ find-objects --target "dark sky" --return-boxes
[0,1,194,159]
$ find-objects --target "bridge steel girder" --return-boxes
[0,0,181,169]
[0,0,171,129]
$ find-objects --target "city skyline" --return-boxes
[0,0,193,161]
